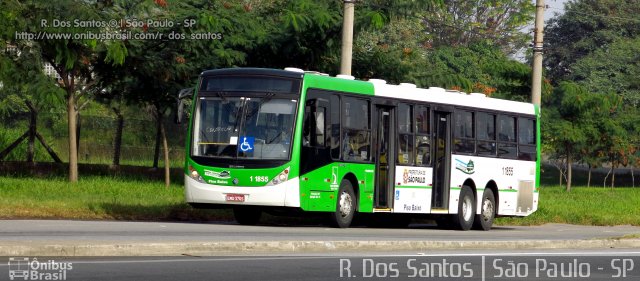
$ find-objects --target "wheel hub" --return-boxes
[339,191,353,218]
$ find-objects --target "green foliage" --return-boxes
[422,0,535,54]
[352,17,428,83]
[570,37,640,107]
[415,43,531,99]
[245,0,342,72]
[545,0,640,81]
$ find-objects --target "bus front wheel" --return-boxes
[233,206,262,225]
[330,180,356,228]
[454,186,475,231]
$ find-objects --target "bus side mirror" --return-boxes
[175,88,193,124]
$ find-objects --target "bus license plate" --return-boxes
[225,194,245,202]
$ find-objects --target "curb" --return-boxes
[2,239,640,256]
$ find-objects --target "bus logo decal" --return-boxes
[204,170,231,179]
[455,159,475,174]
[238,136,254,152]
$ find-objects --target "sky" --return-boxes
[542,0,568,23]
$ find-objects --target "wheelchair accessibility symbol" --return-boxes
[238,136,254,153]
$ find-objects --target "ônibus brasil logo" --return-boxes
[8,257,73,280]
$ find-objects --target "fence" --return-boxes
[0,111,187,167]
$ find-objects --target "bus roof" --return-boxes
[303,73,536,116]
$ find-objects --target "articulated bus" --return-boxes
[180,67,540,230]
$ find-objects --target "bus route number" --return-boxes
[250,176,269,182]
[502,167,514,176]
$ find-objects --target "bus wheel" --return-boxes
[330,180,355,228]
[473,189,495,231]
[454,186,475,231]
[233,206,262,225]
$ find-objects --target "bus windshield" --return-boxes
[192,96,298,160]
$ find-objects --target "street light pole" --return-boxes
[531,0,545,107]
[340,0,355,75]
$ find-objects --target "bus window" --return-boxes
[415,105,430,166]
[303,104,326,147]
[497,115,517,158]
[477,112,496,156]
[397,103,413,165]
[342,97,371,162]
[330,95,341,159]
[454,110,475,154]
[518,118,536,161]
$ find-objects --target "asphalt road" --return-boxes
[1,249,638,281]
[1,220,639,243]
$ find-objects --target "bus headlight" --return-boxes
[268,167,290,186]
[188,165,205,183]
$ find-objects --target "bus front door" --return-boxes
[374,106,395,209]
[432,111,451,210]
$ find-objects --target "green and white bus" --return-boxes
[180,67,540,230]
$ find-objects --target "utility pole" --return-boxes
[531,0,545,106]
[340,0,355,75]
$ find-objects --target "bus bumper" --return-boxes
[184,176,301,207]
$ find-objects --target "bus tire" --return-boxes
[233,206,262,225]
[330,179,356,228]
[473,189,496,231]
[454,186,475,231]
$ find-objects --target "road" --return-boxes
[1,249,638,281]
[0,220,639,256]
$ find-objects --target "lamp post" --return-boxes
[339,0,356,75]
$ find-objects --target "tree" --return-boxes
[545,0,640,82]
[92,0,263,186]
[570,37,640,107]
[243,0,342,72]
[1,0,127,182]
[0,41,64,163]
[543,82,599,191]
[422,0,535,55]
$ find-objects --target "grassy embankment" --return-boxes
[1,175,639,226]
[0,176,231,221]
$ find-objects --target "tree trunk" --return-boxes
[559,167,563,187]
[632,168,635,188]
[152,106,162,169]
[76,111,82,162]
[611,165,616,189]
[587,164,592,188]
[68,92,78,182]
[112,108,124,167]
[161,120,170,188]
[566,152,572,192]
[26,101,37,163]
[604,165,612,188]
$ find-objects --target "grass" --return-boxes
[0,176,232,221]
[496,185,640,226]
[1,176,640,227]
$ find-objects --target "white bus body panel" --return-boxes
[390,157,538,216]
[185,176,301,207]
[449,155,538,216]
[392,166,433,213]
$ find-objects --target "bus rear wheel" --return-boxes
[233,206,262,225]
[453,186,475,231]
[473,189,495,231]
[330,180,356,228]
